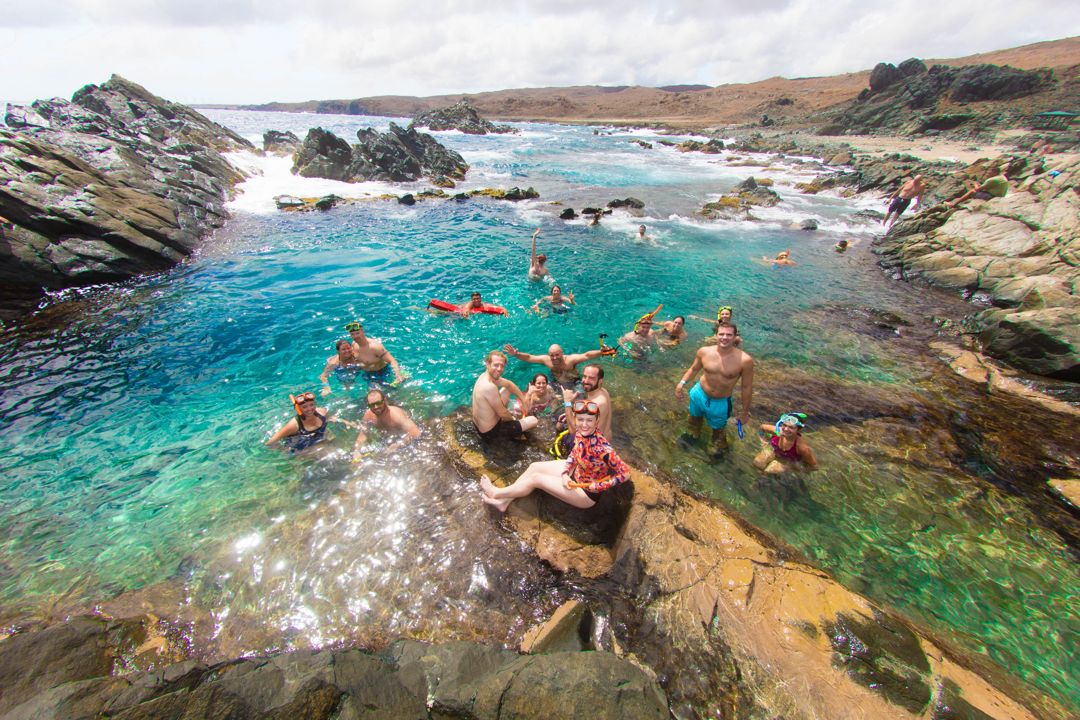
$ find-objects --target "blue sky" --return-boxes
[3,1,1077,104]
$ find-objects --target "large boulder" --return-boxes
[411,100,516,135]
[869,62,903,93]
[263,129,300,154]
[0,75,252,315]
[949,64,1052,103]
[292,123,469,187]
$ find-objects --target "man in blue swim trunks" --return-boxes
[346,321,404,386]
[675,323,754,457]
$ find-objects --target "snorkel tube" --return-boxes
[598,333,618,357]
[637,303,663,328]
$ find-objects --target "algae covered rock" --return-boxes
[411,100,517,135]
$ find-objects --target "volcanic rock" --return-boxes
[676,138,724,153]
[411,100,517,135]
[800,219,819,230]
[949,64,1052,102]
[292,123,469,187]
[0,75,252,315]
[607,197,645,209]
[869,62,904,93]
[559,208,577,220]
[262,129,300,154]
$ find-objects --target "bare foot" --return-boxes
[479,474,497,497]
[482,494,511,512]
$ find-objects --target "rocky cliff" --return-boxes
[292,123,469,187]
[0,76,253,315]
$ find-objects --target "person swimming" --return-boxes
[264,391,351,453]
[527,228,551,281]
[764,250,796,267]
[532,285,576,314]
[834,239,849,252]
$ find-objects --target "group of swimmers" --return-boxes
[265,226,818,513]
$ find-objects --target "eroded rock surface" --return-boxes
[292,123,469,187]
[0,75,253,314]
[411,100,517,135]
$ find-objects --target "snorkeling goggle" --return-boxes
[775,412,807,434]
[636,303,663,328]
[345,321,364,332]
[716,306,733,320]
[290,392,316,413]
[572,400,601,416]
[598,333,618,357]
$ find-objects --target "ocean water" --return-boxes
[0,111,1076,710]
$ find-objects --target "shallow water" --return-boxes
[0,112,1076,710]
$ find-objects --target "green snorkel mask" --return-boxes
[716,306,733,320]
[775,412,807,434]
[345,320,363,332]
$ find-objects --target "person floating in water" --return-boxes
[319,339,364,396]
[636,224,657,246]
[619,304,662,358]
[753,413,818,473]
[479,398,630,512]
[527,228,551,281]
[352,388,422,462]
[834,239,849,252]
[882,174,928,229]
[346,321,404,386]
[763,250,796,267]
[676,323,754,457]
[653,315,687,347]
[503,342,605,390]
[471,350,537,442]
[532,284,575,313]
[265,391,350,453]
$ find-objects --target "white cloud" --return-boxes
[2,1,1077,104]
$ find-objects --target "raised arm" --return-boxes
[502,379,528,413]
[504,344,546,365]
[530,228,540,262]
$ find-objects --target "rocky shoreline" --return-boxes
[0,76,253,318]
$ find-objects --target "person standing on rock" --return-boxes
[503,342,605,391]
[883,174,928,228]
[675,323,754,457]
[471,350,537,442]
[346,321,404,386]
[479,399,630,512]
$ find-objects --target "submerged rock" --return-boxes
[0,75,252,315]
[410,100,517,135]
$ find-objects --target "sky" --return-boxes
[3,1,1078,105]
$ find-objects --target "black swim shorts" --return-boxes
[475,419,524,442]
[888,197,912,215]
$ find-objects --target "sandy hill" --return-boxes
[243,36,1079,128]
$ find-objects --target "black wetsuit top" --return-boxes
[290,411,327,452]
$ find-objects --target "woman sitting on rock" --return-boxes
[753,413,818,473]
[480,399,630,512]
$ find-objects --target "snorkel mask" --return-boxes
[775,412,807,434]
[716,306,733,320]
[598,333,618,357]
[345,320,363,332]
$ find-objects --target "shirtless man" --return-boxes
[654,315,687,347]
[883,174,928,228]
[560,364,613,439]
[352,388,422,461]
[346,321,404,386]
[319,339,364,396]
[675,323,754,456]
[503,342,604,389]
[471,350,538,441]
[527,228,550,281]
[636,224,657,246]
[619,315,658,358]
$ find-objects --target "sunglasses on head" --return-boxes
[345,321,363,332]
[572,400,600,416]
[292,392,315,405]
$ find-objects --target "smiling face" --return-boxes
[715,324,736,347]
[552,286,562,300]
[366,390,388,416]
[718,308,732,323]
[582,365,602,393]
[548,345,565,367]
[574,412,598,436]
[485,352,507,379]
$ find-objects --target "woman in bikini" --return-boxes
[753,412,818,473]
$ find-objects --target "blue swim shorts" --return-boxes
[688,381,732,430]
[364,365,393,386]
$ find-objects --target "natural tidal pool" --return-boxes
[0,113,1076,710]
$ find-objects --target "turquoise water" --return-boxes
[0,113,1076,710]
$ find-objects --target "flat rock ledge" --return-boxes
[0,75,253,315]
[875,153,1079,380]
[443,420,1065,720]
[0,616,666,720]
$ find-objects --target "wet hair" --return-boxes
[485,349,507,364]
[716,322,739,336]
[471,291,482,299]
[673,315,685,324]
[552,284,561,293]
[537,254,547,262]
[531,372,549,386]
[366,387,387,403]
[336,339,351,351]
[583,364,604,379]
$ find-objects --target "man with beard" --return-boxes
[352,388,422,461]
[675,323,754,457]
[471,350,537,441]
